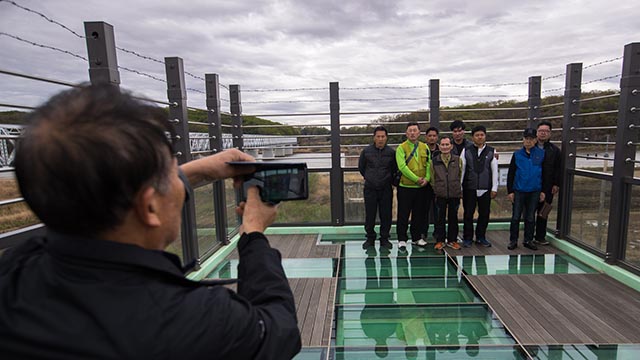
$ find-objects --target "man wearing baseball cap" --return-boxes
[506,128,546,250]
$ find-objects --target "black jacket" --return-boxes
[358,144,397,190]
[540,141,562,198]
[0,231,301,360]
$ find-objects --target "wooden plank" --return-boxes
[451,230,565,256]
[309,277,332,346]
[470,273,640,344]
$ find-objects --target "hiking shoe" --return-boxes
[447,241,461,250]
[434,242,445,250]
[416,239,428,247]
[507,242,517,250]
[523,242,538,250]
[380,240,393,249]
[462,239,473,248]
[477,238,492,247]
[362,240,374,249]
[534,239,550,246]
[398,241,407,252]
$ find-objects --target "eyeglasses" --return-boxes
[537,129,550,133]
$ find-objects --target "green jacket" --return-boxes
[395,140,431,188]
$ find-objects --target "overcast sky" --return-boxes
[1,0,638,125]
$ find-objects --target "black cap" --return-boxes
[523,128,537,138]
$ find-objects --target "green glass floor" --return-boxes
[207,233,638,359]
[207,258,336,279]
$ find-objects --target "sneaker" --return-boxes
[362,240,374,249]
[416,239,428,247]
[463,239,473,248]
[380,239,393,249]
[477,238,492,247]
[398,241,407,252]
[523,242,538,250]
[447,241,461,250]
[434,242,445,250]
[507,242,517,250]
[534,239,550,245]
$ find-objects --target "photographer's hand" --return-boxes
[236,186,278,234]
[181,149,255,188]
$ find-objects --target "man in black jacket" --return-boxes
[0,85,301,359]
[359,126,397,249]
[533,121,562,245]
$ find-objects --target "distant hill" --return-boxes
[1,90,618,143]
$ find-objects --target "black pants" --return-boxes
[364,185,393,242]
[396,186,430,242]
[434,197,460,243]
[422,185,436,238]
[462,189,492,241]
[534,192,554,241]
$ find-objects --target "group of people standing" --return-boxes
[358,120,561,252]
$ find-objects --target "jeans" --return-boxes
[434,197,460,243]
[509,191,540,244]
[364,186,393,242]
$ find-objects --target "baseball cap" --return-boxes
[523,128,537,138]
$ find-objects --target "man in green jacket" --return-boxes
[395,122,432,251]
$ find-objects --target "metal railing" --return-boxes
[1,20,638,274]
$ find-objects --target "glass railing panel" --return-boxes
[0,176,40,234]
[453,255,597,275]
[335,304,516,347]
[194,184,218,256]
[224,178,239,235]
[625,184,640,268]
[275,171,331,224]
[569,175,611,252]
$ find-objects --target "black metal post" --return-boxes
[330,82,344,226]
[558,63,582,238]
[206,74,229,245]
[165,57,199,267]
[84,22,120,86]
[429,79,440,129]
[528,76,541,128]
[606,42,640,264]
[229,85,244,150]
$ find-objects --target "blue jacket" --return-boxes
[507,146,544,193]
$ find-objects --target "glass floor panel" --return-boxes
[453,254,598,275]
[333,346,528,359]
[336,304,516,347]
[339,276,481,305]
[206,258,335,279]
[524,344,640,359]
[342,240,445,258]
[341,255,457,278]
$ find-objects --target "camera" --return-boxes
[227,162,309,204]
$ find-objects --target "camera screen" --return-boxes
[240,163,308,204]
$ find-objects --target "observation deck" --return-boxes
[1,20,640,360]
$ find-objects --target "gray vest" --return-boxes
[463,145,495,190]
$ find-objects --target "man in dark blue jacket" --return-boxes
[0,85,301,359]
[359,126,397,249]
[507,128,546,250]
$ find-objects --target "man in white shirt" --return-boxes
[460,125,499,247]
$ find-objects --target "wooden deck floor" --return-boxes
[224,233,339,347]
[450,230,565,256]
[468,273,640,345]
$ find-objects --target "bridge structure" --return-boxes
[0,124,298,167]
